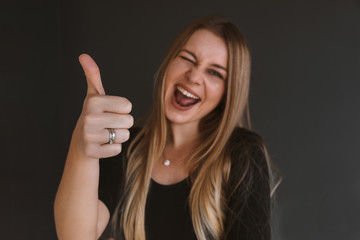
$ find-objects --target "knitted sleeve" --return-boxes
[224,128,271,240]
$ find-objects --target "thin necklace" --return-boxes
[162,149,188,167]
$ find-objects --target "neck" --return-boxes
[168,121,199,149]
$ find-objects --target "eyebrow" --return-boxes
[180,49,228,72]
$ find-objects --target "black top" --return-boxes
[99,128,270,240]
[145,178,197,240]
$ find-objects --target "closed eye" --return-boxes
[180,56,196,65]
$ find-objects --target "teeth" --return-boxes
[177,86,199,100]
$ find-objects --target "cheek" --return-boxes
[164,62,179,90]
[166,59,185,77]
[208,81,225,104]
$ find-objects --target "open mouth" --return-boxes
[174,85,201,107]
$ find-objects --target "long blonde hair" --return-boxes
[112,15,272,240]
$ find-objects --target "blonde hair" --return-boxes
[112,15,274,240]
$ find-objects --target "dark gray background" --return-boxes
[1,0,359,239]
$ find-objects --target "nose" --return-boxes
[186,67,203,85]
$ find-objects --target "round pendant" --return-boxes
[164,159,171,166]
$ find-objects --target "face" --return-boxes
[164,29,228,127]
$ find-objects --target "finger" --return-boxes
[99,143,122,158]
[101,113,134,129]
[79,53,106,96]
[86,113,134,130]
[98,129,130,144]
[84,142,121,159]
[85,95,132,114]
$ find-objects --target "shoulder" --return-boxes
[226,127,270,200]
[228,127,268,170]
[228,127,264,151]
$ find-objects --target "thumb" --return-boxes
[79,53,106,95]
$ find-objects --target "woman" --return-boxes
[54,15,275,240]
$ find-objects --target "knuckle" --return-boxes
[83,114,95,129]
[119,129,130,142]
[86,95,102,108]
[118,115,133,128]
[85,95,95,107]
[123,129,130,141]
[117,144,122,153]
[126,101,132,112]
[119,97,132,112]
[126,115,134,127]
[112,144,122,155]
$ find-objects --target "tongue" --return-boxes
[175,89,199,107]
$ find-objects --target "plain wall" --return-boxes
[1,0,359,239]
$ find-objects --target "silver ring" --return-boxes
[108,128,116,144]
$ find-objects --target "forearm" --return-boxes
[54,147,100,240]
[53,54,132,239]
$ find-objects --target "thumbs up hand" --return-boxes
[69,54,134,160]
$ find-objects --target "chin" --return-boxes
[165,111,199,126]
